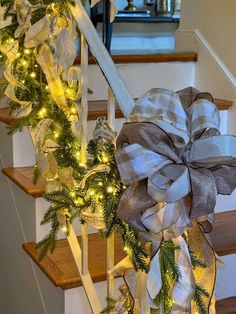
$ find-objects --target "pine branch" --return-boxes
[193,283,210,314]
[100,298,117,314]
[153,240,182,313]
[161,240,182,282]
[189,250,207,269]
[36,218,60,260]
[118,221,149,272]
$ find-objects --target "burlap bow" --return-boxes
[115,87,236,312]
[116,88,236,236]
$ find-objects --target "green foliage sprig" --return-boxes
[152,240,181,313]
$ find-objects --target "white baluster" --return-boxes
[65,34,102,312]
[107,87,116,301]
[80,33,89,276]
[67,226,102,313]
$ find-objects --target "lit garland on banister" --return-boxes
[0,0,148,270]
[0,1,217,313]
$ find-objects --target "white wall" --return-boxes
[176,0,236,135]
[179,0,236,77]
[176,0,236,301]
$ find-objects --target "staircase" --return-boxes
[0,52,236,313]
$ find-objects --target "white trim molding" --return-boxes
[194,29,236,90]
[175,28,236,90]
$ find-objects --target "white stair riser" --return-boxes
[65,278,124,314]
[11,109,228,171]
[215,254,236,299]
[13,127,35,167]
[11,119,125,169]
[0,123,13,166]
[11,61,196,167]
[36,197,98,242]
[88,62,195,101]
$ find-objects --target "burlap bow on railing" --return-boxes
[115,87,236,312]
[116,88,236,234]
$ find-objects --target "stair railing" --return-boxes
[26,0,134,311]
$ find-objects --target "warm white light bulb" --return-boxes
[70,191,76,198]
[102,155,109,163]
[22,60,27,66]
[70,107,77,114]
[61,226,67,232]
[24,49,30,55]
[38,108,47,117]
[89,190,95,196]
[54,131,59,138]
[106,186,113,194]
[30,72,36,78]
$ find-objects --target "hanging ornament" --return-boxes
[93,116,116,146]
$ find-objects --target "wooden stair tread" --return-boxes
[214,98,234,110]
[209,210,236,256]
[23,231,236,308]
[23,233,126,289]
[21,210,236,290]
[2,167,46,198]
[0,98,233,125]
[0,105,125,125]
[0,107,16,125]
[75,51,198,65]
[88,98,233,118]
[216,297,236,314]
[3,166,236,255]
